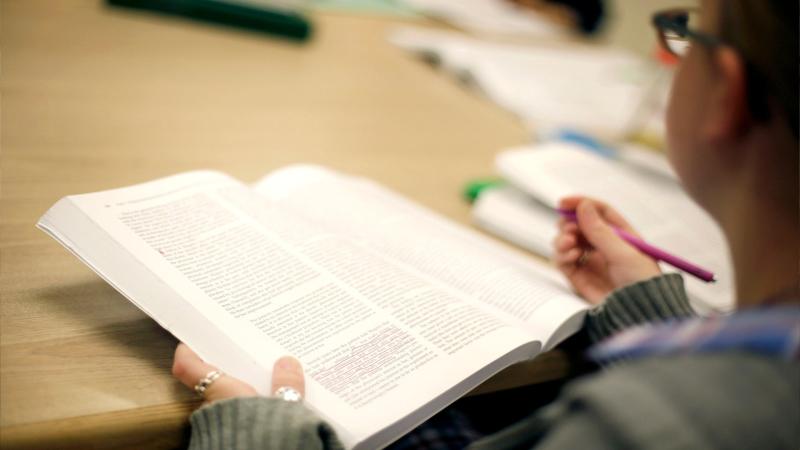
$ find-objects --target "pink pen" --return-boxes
[557,208,716,283]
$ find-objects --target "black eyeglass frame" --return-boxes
[651,8,724,56]
[651,8,775,123]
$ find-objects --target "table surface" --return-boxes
[1,2,573,448]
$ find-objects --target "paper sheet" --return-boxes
[484,142,734,313]
[390,26,668,139]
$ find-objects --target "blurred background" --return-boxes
[4,1,733,449]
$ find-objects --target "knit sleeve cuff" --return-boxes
[585,273,695,343]
[189,397,343,450]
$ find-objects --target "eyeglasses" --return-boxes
[652,9,723,58]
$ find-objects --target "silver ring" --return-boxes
[274,386,303,402]
[194,370,223,396]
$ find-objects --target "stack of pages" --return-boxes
[472,141,734,314]
[390,27,669,140]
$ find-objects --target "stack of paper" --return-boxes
[390,27,669,141]
[472,141,734,314]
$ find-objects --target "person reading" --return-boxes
[171,1,799,448]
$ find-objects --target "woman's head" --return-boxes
[662,0,798,220]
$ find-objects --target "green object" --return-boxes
[108,0,313,41]
[463,178,505,203]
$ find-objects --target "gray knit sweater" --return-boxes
[188,274,800,449]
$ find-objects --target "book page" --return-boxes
[40,169,543,448]
[496,142,734,313]
[472,185,557,258]
[37,172,270,399]
[253,165,587,347]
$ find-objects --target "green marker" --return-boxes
[108,0,313,41]
[463,178,505,203]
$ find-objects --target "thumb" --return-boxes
[271,356,305,398]
[576,201,630,259]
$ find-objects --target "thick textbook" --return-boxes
[38,165,588,450]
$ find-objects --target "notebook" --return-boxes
[473,142,734,313]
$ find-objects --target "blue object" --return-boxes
[554,129,618,159]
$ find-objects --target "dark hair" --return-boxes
[547,0,605,34]
[721,1,799,137]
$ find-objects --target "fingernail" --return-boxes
[580,202,597,220]
[276,356,301,372]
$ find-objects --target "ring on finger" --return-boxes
[194,370,223,397]
[274,386,303,402]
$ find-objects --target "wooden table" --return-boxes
[0,2,571,448]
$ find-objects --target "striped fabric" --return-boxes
[190,397,344,450]
[589,305,800,362]
[583,273,696,343]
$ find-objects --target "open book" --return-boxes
[472,142,734,313]
[38,165,589,450]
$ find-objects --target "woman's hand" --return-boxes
[553,196,661,304]
[172,343,305,406]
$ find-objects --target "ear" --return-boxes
[704,47,751,142]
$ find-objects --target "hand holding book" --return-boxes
[553,196,662,304]
[173,343,304,406]
[38,166,590,448]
